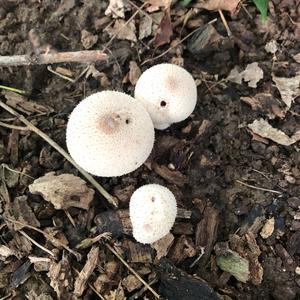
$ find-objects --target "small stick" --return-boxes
[19,230,55,257]
[0,50,108,67]
[47,66,75,83]
[218,9,232,36]
[64,210,76,227]
[105,243,160,299]
[0,85,25,94]
[0,120,28,131]
[0,100,118,208]
[236,180,282,194]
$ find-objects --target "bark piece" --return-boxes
[152,233,174,260]
[29,172,94,210]
[123,240,153,263]
[74,246,99,296]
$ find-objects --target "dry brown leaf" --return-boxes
[153,8,173,47]
[29,256,51,272]
[29,172,94,210]
[293,53,300,63]
[194,0,241,14]
[147,0,171,12]
[12,196,40,230]
[240,93,287,119]
[272,74,300,108]
[151,233,174,260]
[242,62,264,88]
[128,61,141,85]
[105,285,126,300]
[260,217,275,239]
[105,19,137,42]
[48,258,73,299]
[74,246,99,296]
[139,14,153,40]
[9,232,32,259]
[248,119,300,146]
[105,0,130,18]
[227,63,264,88]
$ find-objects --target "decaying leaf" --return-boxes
[152,233,174,260]
[248,119,300,146]
[105,284,126,300]
[48,257,73,299]
[215,244,250,283]
[74,246,99,296]
[128,61,141,85]
[139,14,153,40]
[242,62,264,88]
[29,256,51,272]
[9,232,32,259]
[29,172,94,210]
[153,7,173,47]
[194,0,241,14]
[147,0,171,12]
[81,29,98,49]
[272,74,300,108]
[105,0,130,18]
[240,93,287,119]
[105,19,137,42]
[260,217,275,239]
[227,62,264,88]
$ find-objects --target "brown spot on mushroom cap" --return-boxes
[98,113,121,134]
[165,75,178,91]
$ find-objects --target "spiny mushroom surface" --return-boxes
[66,91,154,177]
[134,63,197,129]
[129,184,177,244]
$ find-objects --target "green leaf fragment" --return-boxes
[216,250,250,283]
[253,0,269,21]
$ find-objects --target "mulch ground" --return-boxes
[0,0,300,299]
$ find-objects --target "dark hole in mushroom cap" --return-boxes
[160,101,167,107]
[151,197,155,202]
[125,119,130,124]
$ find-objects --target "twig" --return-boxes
[0,50,108,67]
[2,163,35,180]
[236,180,282,194]
[129,278,158,300]
[0,120,28,131]
[141,18,218,65]
[19,230,55,257]
[240,1,253,19]
[189,246,205,268]
[0,100,118,207]
[218,9,232,36]
[105,243,160,299]
[64,210,76,227]
[5,217,82,261]
[47,66,75,83]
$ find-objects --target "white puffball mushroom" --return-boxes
[129,184,177,244]
[66,91,154,177]
[134,63,197,129]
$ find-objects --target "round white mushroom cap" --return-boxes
[134,63,197,129]
[66,91,155,177]
[129,184,177,244]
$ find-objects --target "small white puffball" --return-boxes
[129,184,177,244]
[134,63,197,129]
[66,91,154,177]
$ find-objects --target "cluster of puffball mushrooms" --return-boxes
[66,63,197,244]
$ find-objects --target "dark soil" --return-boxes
[0,1,300,299]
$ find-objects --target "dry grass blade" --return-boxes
[236,180,282,194]
[0,100,118,207]
[105,243,160,299]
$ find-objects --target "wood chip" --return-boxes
[74,246,99,296]
[151,233,174,260]
[0,245,13,260]
[122,274,142,292]
[48,257,74,299]
[195,206,219,265]
[170,235,197,264]
[248,119,300,146]
[293,53,300,63]
[12,196,40,230]
[29,172,94,210]
[152,163,187,186]
[29,256,51,272]
[123,240,153,263]
[260,217,275,239]
[9,232,32,259]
